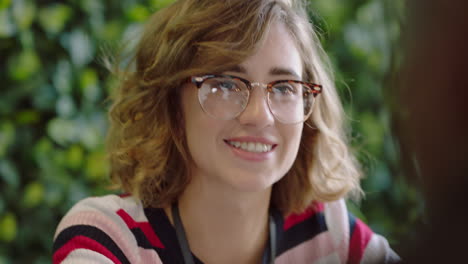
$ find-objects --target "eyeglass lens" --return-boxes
[197,76,315,124]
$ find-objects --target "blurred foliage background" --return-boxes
[0,0,420,263]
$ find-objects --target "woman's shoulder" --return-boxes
[53,194,145,242]
[53,194,164,264]
[323,199,400,264]
[276,199,400,264]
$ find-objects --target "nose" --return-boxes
[237,83,275,127]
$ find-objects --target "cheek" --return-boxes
[181,87,203,157]
[181,89,221,164]
[282,124,303,163]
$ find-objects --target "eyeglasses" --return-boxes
[189,74,322,124]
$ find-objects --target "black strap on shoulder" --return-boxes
[269,214,276,263]
[172,203,195,264]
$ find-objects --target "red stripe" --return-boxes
[348,219,373,264]
[283,202,324,230]
[116,209,165,249]
[53,235,121,264]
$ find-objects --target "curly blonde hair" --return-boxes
[107,0,362,215]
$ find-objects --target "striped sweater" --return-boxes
[53,195,399,263]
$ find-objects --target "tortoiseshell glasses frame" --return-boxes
[189,74,323,124]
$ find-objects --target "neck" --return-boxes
[168,175,272,264]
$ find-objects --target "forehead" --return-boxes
[238,22,303,79]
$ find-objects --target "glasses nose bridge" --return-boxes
[249,82,270,96]
[238,81,275,125]
[250,82,267,90]
[247,81,271,104]
[243,81,273,114]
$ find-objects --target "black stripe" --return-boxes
[129,227,155,249]
[271,207,284,258]
[53,225,130,264]
[348,212,357,240]
[144,207,205,264]
[144,207,188,264]
[277,211,328,256]
[270,208,284,259]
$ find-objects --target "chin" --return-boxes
[224,170,281,194]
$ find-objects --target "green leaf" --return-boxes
[150,0,175,10]
[80,125,101,150]
[0,197,4,215]
[7,49,41,81]
[66,145,84,169]
[367,162,392,192]
[310,0,348,31]
[0,9,15,37]
[126,4,150,22]
[98,20,123,42]
[55,95,77,118]
[12,0,36,30]
[0,0,11,10]
[358,111,384,155]
[0,121,15,157]
[0,160,19,189]
[75,115,106,150]
[44,183,63,207]
[344,23,373,58]
[80,68,101,102]
[33,138,53,167]
[15,110,40,124]
[33,84,57,111]
[61,29,95,67]
[85,150,108,182]
[68,181,90,205]
[80,68,98,88]
[22,181,45,208]
[356,1,383,26]
[38,3,72,35]
[0,212,17,242]
[47,118,77,146]
[53,60,73,94]
[80,0,103,15]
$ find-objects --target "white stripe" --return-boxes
[323,199,350,262]
[313,252,342,264]
[61,248,115,264]
[361,234,401,264]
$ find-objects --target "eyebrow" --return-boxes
[224,65,247,74]
[224,65,301,80]
[269,67,301,80]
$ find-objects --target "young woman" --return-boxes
[53,0,399,263]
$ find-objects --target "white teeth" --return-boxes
[247,142,254,152]
[241,142,248,149]
[227,141,273,153]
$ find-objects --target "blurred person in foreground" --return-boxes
[395,0,468,262]
[52,0,399,263]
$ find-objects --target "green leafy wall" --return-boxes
[0,0,418,263]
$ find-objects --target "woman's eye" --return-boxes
[220,81,234,89]
[272,84,297,95]
[216,80,239,91]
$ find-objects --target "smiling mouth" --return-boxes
[224,140,275,153]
